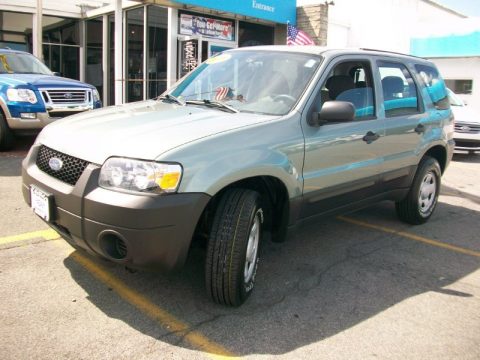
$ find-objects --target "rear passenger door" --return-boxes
[301,56,385,218]
[374,59,428,188]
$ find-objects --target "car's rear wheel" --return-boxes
[205,188,263,306]
[396,156,441,224]
[0,112,15,151]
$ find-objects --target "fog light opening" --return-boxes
[99,232,128,260]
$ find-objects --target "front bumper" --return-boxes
[7,111,66,130]
[453,132,480,152]
[22,144,210,272]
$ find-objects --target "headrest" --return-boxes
[326,75,355,99]
[382,76,404,95]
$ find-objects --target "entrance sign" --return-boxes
[180,14,234,41]
[173,0,296,24]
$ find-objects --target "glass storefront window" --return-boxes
[239,21,274,47]
[43,44,79,79]
[42,16,80,80]
[43,16,79,45]
[108,14,116,105]
[126,7,144,102]
[86,17,103,100]
[0,11,33,52]
[147,6,168,99]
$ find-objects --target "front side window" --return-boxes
[170,51,321,115]
[320,60,375,119]
[415,64,449,110]
[378,61,419,117]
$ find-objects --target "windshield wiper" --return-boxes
[185,99,239,113]
[157,94,185,106]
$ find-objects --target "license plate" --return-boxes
[30,185,51,221]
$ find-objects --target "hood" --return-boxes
[451,105,480,125]
[37,100,276,165]
[0,74,94,89]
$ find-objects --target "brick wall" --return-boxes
[296,4,329,46]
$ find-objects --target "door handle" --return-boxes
[363,131,380,144]
[414,123,425,134]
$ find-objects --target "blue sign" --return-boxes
[172,0,296,24]
[411,32,480,57]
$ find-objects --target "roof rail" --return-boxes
[360,48,424,59]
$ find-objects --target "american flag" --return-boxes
[287,23,315,46]
[215,87,234,101]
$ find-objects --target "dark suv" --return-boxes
[22,47,454,306]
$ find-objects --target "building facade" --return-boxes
[0,0,295,105]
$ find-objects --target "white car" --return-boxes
[448,88,480,154]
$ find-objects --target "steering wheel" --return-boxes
[273,94,296,105]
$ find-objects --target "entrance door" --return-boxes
[178,38,201,79]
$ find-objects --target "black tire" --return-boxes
[396,156,441,225]
[0,112,15,151]
[205,188,263,306]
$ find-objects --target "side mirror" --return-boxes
[53,72,62,77]
[309,101,355,127]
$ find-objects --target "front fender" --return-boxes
[180,148,303,198]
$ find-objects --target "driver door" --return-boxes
[300,56,386,218]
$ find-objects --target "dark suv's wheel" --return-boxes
[205,188,263,306]
[0,112,15,151]
[396,156,441,225]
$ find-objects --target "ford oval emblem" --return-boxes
[460,126,471,131]
[64,93,73,99]
[49,157,63,171]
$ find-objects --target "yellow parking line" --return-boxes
[0,229,59,245]
[63,246,235,359]
[2,229,234,357]
[338,216,480,258]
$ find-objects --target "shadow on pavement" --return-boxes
[0,136,35,176]
[63,200,480,356]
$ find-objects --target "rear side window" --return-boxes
[378,61,419,117]
[415,64,450,110]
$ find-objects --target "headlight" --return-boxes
[7,88,37,104]
[93,88,100,102]
[99,157,182,194]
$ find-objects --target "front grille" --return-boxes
[36,146,90,186]
[455,122,480,134]
[454,140,480,149]
[41,89,89,104]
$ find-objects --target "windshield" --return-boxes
[170,50,321,115]
[0,52,53,75]
[447,88,464,106]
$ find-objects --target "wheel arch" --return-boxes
[194,175,291,245]
[423,145,447,174]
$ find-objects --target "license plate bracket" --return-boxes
[30,185,53,222]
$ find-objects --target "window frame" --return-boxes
[376,60,423,118]
[316,58,378,123]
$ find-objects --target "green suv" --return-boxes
[22,47,454,306]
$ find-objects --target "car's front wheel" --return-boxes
[396,156,441,224]
[205,188,263,306]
